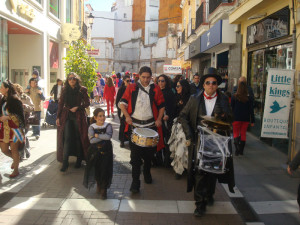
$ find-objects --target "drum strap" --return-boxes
[132,117,155,125]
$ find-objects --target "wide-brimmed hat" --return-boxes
[200,67,222,86]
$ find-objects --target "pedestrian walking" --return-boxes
[83,108,113,199]
[119,66,165,193]
[14,84,34,160]
[231,81,255,156]
[56,72,90,172]
[0,80,25,178]
[26,78,45,140]
[116,75,130,148]
[287,151,300,212]
[170,79,191,179]
[156,74,175,167]
[190,73,201,95]
[103,77,116,118]
[179,67,235,217]
[50,79,63,102]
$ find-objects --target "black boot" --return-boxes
[74,157,82,168]
[234,138,240,156]
[60,161,69,172]
[239,141,246,155]
[194,202,206,217]
[130,180,140,193]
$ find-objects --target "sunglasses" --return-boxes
[205,81,217,86]
[68,77,77,81]
[176,85,181,88]
[158,80,165,83]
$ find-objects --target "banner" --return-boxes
[261,69,294,138]
[163,65,181,74]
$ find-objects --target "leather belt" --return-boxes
[132,117,155,125]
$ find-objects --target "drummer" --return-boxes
[119,66,165,193]
[179,67,234,217]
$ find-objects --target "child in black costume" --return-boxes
[83,108,113,199]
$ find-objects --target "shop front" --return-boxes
[246,6,291,152]
[200,19,240,91]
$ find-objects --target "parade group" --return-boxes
[0,66,257,217]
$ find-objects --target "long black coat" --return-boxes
[179,89,235,192]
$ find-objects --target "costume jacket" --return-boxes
[179,89,235,192]
[56,86,90,162]
[120,83,165,151]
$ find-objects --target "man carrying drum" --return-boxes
[119,66,165,193]
[179,67,235,217]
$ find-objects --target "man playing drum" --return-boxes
[179,67,235,217]
[119,66,165,193]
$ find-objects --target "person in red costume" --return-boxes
[103,77,116,118]
[119,66,165,193]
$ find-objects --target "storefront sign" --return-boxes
[247,7,289,46]
[261,68,294,138]
[200,20,222,52]
[87,49,99,56]
[163,65,182,74]
[61,23,81,47]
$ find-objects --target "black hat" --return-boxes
[200,67,222,86]
[32,69,39,76]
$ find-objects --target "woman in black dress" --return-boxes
[156,74,175,167]
[116,75,130,147]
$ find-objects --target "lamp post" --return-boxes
[88,13,94,29]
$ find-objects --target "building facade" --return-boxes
[230,0,296,156]
[0,0,86,96]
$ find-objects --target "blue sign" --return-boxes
[201,20,222,52]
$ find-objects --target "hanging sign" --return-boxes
[261,68,294,138]
[61,23,81,48]
[163,65,181,74]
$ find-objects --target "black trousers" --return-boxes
[129,126,156,184]
[63,117,83,162]
[194,170,217,206]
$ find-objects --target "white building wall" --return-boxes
[140,44,151,60]
[152,37,167,59]
[145,0,159,45]
[91,11,114,38]
[114,0,133,45]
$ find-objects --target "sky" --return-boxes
[85,0,116,12]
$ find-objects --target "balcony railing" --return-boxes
[181,29,185,44]
[187,18,195,37]
[209,0,233,15]
[196,4,204,30]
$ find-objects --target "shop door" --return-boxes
[11,69,29,89]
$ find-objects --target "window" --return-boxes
[66,0,72,23]
[150,32,158,37]
[50,0,59,18]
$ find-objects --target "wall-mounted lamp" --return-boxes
[88,13,94,29]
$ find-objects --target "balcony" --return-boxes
[187,18,195,37]
[177,36,182,48]
[209,0,233,14]
[181,29,185,44]
[196,4,204,30]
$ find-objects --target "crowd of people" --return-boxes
[2,65,281,217]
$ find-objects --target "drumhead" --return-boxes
[134,128,158,137]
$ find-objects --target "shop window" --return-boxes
[66,0,72,23]
[50,0,59,18]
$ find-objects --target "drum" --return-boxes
[131,128,159,147]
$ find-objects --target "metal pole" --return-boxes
[288,0,296,162]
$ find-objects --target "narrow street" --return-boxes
[0,105,299,225]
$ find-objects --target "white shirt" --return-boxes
[57,85,62,99]
[131,80,154,127]
[204,91,217,116]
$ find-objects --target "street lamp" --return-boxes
[88,13,94,29]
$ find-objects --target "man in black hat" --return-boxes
[179,67,234,217]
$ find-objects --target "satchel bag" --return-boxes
[27,112,40,125]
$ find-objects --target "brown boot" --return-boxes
[100,188,107,200]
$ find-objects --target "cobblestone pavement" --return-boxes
[4,104,298,225]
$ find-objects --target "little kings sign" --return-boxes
[261,69,294,138]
